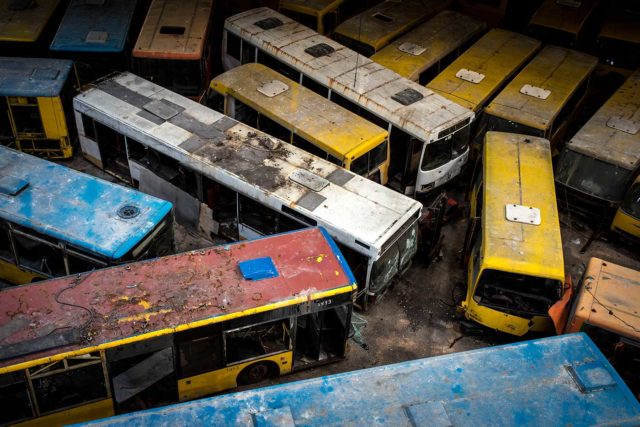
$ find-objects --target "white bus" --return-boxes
[73,72,422,305]
[222,7,474,196]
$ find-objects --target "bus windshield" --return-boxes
[621,183,640,218]
[555,149,632,203]
[420,125,469,171]
[133,58,203,96]
[474,269,562,316]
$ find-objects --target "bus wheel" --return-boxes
[237,361,276,385]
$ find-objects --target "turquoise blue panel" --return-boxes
[239,257,279,281]
[0,57,73,97]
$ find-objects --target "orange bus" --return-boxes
[131,0,214,99]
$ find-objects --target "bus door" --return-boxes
[81,113,132,183]
[389,126,421,195]
[106,335,177,413]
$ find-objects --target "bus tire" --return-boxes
[237,361,278,385]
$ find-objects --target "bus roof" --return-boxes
[528,0,599,36]
[0,227,356,372]
[224,7,474,143]
[482,132,564,281]
[565,69,640,170]
[571,257,640,341]
[74,72,421,258]
[598,8,640,45]
[50,0,138,53]
[210,63,388,160]
[426,29,541,113]
[0,0,59,42]
[370,10,486,82]
[0,146,173,259]
[333,0,450,52]
[0,57,73,97]
[74,334,640,427]
[485,46,597,131]
[132,0,213,60]
[279,0,344,16]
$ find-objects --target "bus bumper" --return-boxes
[462,299,553,336]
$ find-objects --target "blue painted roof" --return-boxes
[0,57,73,97]
[75,334,640,427]
[0,147,172,259]
[50,0,137,53]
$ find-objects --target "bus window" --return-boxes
[226,31,241,61]
[257,50,300,81]
[239,195,303,236]
[258,113,291,142]
[0,221,14,264]
[225,319,290,368]
[421,126,470,172]
[301,75,329,97]
[11,227,66,277]
[0,372,32,424]
[134,59,202,97]
[295,305,349,365]
[621,182,640,218]
[349,141,388,178]
[66,249,104,275]
[176,325,223,378]
[8,97,44,135]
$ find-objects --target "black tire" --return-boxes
[237,362,276,385]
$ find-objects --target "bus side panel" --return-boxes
[611,209,640,240]
[0,259,44,285]
[13,399,114,427]
[75,110,104,168]
[177,351,293,402]
[37,96,72,157]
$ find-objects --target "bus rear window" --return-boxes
[351,141,388,176]
[474,269,562,316]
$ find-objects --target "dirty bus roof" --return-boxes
[332,0,449,54]
[224,7,474,144]
[0,0,59,42]
[50,0,138,53]
[74,334,640,427]
[426,29,541,113]
[528,0,600,37]
[571,257,640,342]
[564,69,640,170]
[132,0,213,60]
[210,62,388,160]
[483,132,564,282]
[0,57,73,97]
[74,72,422,260]
[371,10,486,82]
[0,147,173,259]
[485,46,598,132]
[0,228,356,372]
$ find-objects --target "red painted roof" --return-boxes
[0,228,354,369]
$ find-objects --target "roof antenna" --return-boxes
[353,6,364,88]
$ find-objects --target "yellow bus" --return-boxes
[0,57,78,159]
[332,0,451,57]
[595,1,640,78]
[612,175,640,240]
[208,63,390,185]
[131,0,214,98]
[528,0,600,48]
[426,29,540,141]
[0,0,62,54]
[279,0,344,35]
[482,46,598,152]
[370,10,486,84]
[555,69,640,226]
[564,257,640,395]
[461,131,565,336]
[0,227,355,426]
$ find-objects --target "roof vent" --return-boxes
[398,42,426,56]
[372,13,393,23]
[505,204,541,225]
[456,68,485,83]
[117,205,141,219]
[257,80,289,97]
[30,67,60,81]
[289,169,329,192]
[606,117,639,135]
[567,362,616,393]
[239,257,279,281]
[0,176,29,196]
[391,88,424,106]
[143,99,184,120]
[254,17,283,30]
[305,43,335,58]
[86,31,108,44]
[160,26,185,35]
[520,84,550,100]
[8,0,35,11]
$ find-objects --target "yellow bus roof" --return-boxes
[370,10,486,82]
[332,0,450,52]
[482,131,564,281]
[0,0,59,42]
[485,46,597,131]
[132,0,213,60]
[426,29,540,112]
[565,69,640,170]
[598,8,640,45]
[528,0,599,36]
[279,0,344,17]
[572,257,640,341]
[210,63,388,160]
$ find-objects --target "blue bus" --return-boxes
[75,334,640,427]
[0,146,174,286]
[50,0,142,76]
